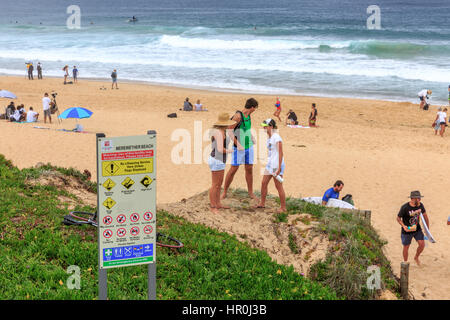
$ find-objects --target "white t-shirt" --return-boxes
[42,97,51,111]
[438,111,447,123]
[418,89,428,98]
[12,110,21,121]
[195,103,202,111]
[27,110,37,122]
[266,132,285,170]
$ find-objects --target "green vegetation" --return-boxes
[282,197,399,299]
[0,155,337,300]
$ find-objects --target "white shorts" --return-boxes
[265,162,285,176]
[208,156,226,172]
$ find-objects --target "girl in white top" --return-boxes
[434,107,448,137]
[195,99,207,111]
[254,118,286,212]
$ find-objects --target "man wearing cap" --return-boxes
[397,191,429,266]
[221,98,258,200]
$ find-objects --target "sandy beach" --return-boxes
[1,75,449,300]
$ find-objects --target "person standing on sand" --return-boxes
[208,113,236,213]
[309,103,318,127]
[37,62,42,79]
[111,69,118,89]
[62,65,69,84]
[254,118,286,212]
[73,66,78,83]
[433,107,442,135]
[397,191,429,266]
[273,97,282,122]
[42,93,52,124]
[28,63,34,80]
[221,98,259,200]
[433,107,447,137]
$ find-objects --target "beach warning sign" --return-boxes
[97,134,156,269]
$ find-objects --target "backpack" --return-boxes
[342,194,354,206]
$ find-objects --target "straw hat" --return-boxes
[214,113,236,127]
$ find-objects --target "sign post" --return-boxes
[96,131,157,300]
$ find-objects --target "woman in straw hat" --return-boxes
[209,113,237,213]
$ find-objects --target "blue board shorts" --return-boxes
[401,230,424,246]
[231,145,254,166]
[208,156,226,172]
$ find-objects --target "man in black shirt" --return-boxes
[397,191,429,266]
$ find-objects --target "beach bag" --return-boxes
[167,113,177,118]
[423,103,429,110]
[342,194,354,206]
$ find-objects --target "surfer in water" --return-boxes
[397,191,429,266]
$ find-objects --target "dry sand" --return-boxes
[1,75,449,299]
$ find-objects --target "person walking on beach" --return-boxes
[221,98,259,200]
[208,113,236,213]
[62,65,69,84]
[433,107,447,137]
[309,103,318,127]
[111,69,118,89]
[28,63,34,80]
[73,66,78,83]
[397,191,429,266]
[322,180,344,205]
[418,89,432,110]
[42,93,52,124]
[273,97,282,122]
[37,62,42,79]
[254,118,286,212]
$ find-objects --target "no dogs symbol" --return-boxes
[130,227,140,236]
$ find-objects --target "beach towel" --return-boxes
[287,125,310,128]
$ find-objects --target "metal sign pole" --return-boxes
[97,131,157,300]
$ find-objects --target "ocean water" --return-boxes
[0,0,449,104]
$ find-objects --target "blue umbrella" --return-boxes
[58,107,93,119]
[0,90,17,99]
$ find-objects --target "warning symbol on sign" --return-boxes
[103,161,120,176]
[144,225,153,234]
[143,212,153,221]
[140,176,153,188]
[103,197,116,210]
[103,178,116,191]
[122,177,135,189]
[103,229,113,239]
[130,226,140,236]
[130,213,140,222]
[117,228,127,238]
[103,216,113,225]
[117,214,126,224]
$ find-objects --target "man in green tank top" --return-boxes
[221,98,258,200]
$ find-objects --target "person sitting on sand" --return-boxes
[309,103,318,127]
[10,107,21,122]
[194,99,207,111]
[418,89,432,110]
[322,180,344,205]
[254,118,286,212]
[17,104,26,121]
[5,102,15,120]
[397,191,429,266]
[183,97,193,111]
[286,109,298,125]
[26,107,39,122]
[208,113,236,213]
